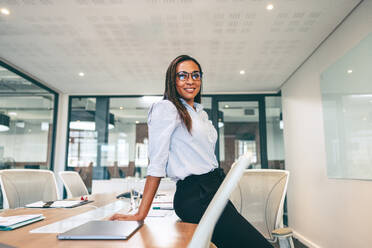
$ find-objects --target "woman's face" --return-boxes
[175,60,201,106]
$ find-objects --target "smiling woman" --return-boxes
[109,55,273,248]
[175,63,202,106]
[163,55,203,133]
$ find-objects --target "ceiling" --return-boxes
[0,0,361,95]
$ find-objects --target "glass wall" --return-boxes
[66,96,213,191]
[218,101,261,173]
[265,96,285,169]
[66,94,284,192]
[0,62,58,208]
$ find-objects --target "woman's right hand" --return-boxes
[109,213,145,221]
[109,176,161,222]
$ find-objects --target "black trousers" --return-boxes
[174,169,273,248]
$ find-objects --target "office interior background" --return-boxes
[0,0,371,247]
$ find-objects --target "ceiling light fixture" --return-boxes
[8,112,17,116]
[266,4,274,10]
[239,70,245,75]
[135,121,139,124]
[224,105,229,108]
[78,72,85,77]
[347,69,353,74]
[0,113,10,132]
[0,8,10,15]
[69,109,115,131]
[41,122,49,131]
[119,106,124,110]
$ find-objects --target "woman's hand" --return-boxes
[109,212,145,221]
[109,176,162,222]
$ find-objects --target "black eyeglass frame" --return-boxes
[176,71,203,82]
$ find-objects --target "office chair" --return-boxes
[0,169,59,209]
[229,169,293,248]
[59,171,89,199]
[187,153,252,248]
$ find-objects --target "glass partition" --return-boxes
[265,96,285,169]
[66,96,163,192]
[0,65,56,170]
[107,96,161,179]
[66,94,283,193]
[217,101,261,173]
[0,63,58,208]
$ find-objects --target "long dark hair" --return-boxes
[164,55,203,133]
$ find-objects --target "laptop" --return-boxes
[57,220,144,240]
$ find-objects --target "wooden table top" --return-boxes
[0,194,196,248]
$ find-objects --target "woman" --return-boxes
[110,55,272,248]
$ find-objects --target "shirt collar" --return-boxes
[179,98,203,113]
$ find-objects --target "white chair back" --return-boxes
[59,171,89,198]
[229,169,289,241]
[187,153,252,248]
[0,169,59,209]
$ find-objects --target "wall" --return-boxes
[281,1,372,247]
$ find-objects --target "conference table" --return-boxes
[0,193,196,248]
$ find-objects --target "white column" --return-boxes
[53,93,69,198]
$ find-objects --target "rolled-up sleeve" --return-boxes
[147,100,180,177]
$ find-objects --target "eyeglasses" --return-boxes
[176,71,203,82]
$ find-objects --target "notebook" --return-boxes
[57,220,144,240]
[0,214,45,231]
[25,200,93,208]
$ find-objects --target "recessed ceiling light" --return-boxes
[78,72,85,77]
[239,70,245,75]
[266,4,274,10]
[8,112,17,116]
[224,105,229,108]
[119,106,124,110]
[347,69,353,74]
[0,8,10,15]
[135,121,139,124]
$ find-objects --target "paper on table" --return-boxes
[0,214,43,227]
[25,200,84,208]
[147,210,169,217]
[153,194,173,204]
[51,201,82,208]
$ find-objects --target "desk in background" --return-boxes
[92,177,176,194]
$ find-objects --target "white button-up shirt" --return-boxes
[146,98,219,181]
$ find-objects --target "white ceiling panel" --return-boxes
[0,0,361,94]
